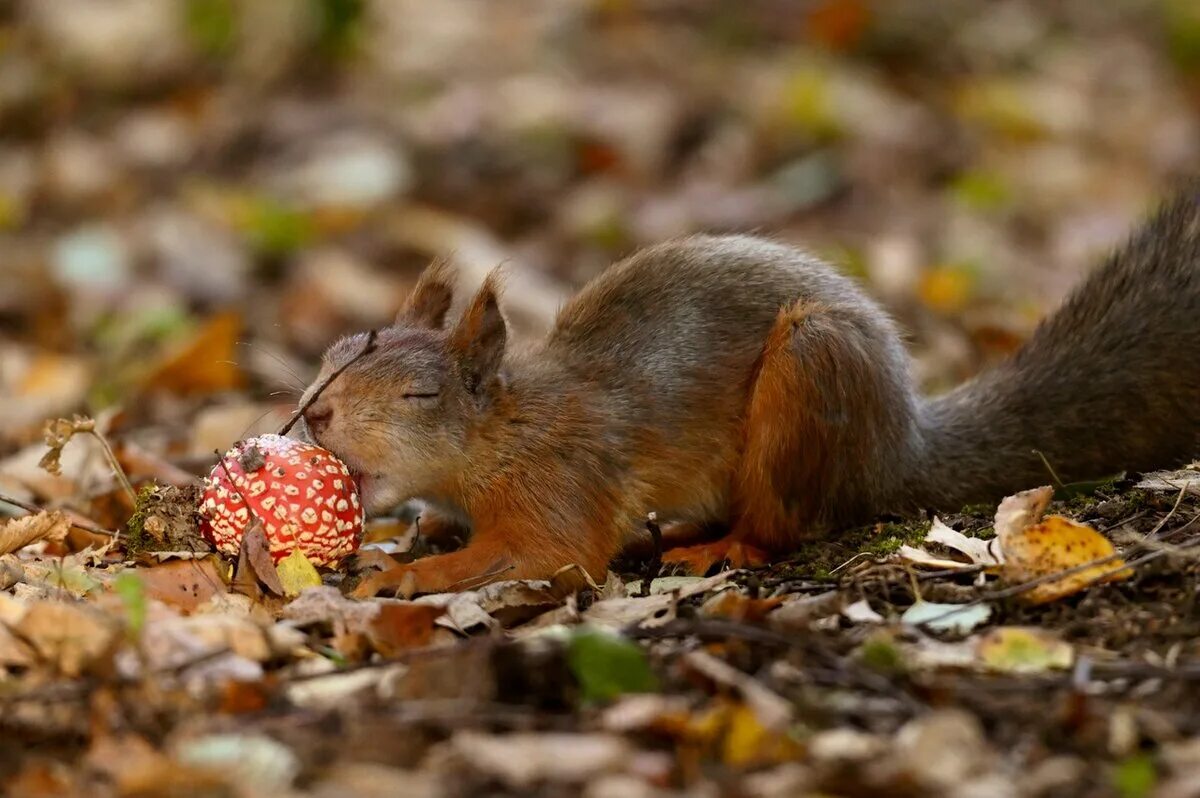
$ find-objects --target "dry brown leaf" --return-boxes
[16,600,120,677]
[700,590,785,623]
[141,312,245,395]
[0,511,69,555]
[364,603,446,656]
[994,486,1053,539]
[138,558,229,612]
[439,731,631,790]
[238,521,284,597]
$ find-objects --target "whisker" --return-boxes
[237,407,283,442]
[236,341,310,391]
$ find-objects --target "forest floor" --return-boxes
[2,1,1200,796]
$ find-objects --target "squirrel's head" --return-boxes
[298,259,507,514]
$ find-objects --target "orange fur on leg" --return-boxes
[665,299,858,572]
[729,301,831,549]
[351,514,615,598]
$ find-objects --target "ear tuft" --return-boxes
[400,257,456,328]
[448,268,507,393]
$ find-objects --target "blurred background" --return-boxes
[0,0,1198,495]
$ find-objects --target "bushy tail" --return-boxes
[915,185,1200,508]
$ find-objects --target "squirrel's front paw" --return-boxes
[350,563,422,599]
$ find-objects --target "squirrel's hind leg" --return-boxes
[663,300,859,573]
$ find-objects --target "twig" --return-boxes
[0,492,116,538]
[91,430,137,506]
[278,329,378,436]
[1032,449,1065,489]
[1142,479,1193,541]
[637,512,663,598]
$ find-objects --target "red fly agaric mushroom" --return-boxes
[200,434,363,566]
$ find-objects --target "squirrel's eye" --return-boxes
[402,390,440,408]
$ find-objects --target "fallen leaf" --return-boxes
[842,598,884,624]
[898,517,1002,571]
[17,600,119,677]
[901,601,993,635]
[926,517,1003,567]
[769,590,845,630]
[975,627,1074,673]
[894,710,992,792]
[636,576,707,595]
[131,613,298,677]
[567,627,659,702]
[700,589,785,623]
[172,734,299,794]
[0,593,33,666]
[137,558,228,612]
[583,571,737,631]
[683,650,791,731]
[994,486,1054,539]
[897,544,974,571]
[238,522,284,596]
[276,548,322,597]
[690,699,804,768]
[0,510,69,555]
[440,731,631,789]
[600,694,692,734]
[1135,470,1200,495]
[87,732,219,796]
[999,515,1132,604]
[141,312,245,396]
[114,572,147,637]
[281,585,379,632]
[364,603,445,656]
[22,555,103,597]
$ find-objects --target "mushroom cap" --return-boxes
[200,434,363,566]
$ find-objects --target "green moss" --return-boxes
[858,632,905,673]
[122,484,158,556]
[781,519,931,579]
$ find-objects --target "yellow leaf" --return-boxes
[976,627,1073,673]
[276,549,323,597]
[999,514,1132,604]
[918,265,975,314]
[687,700,802,769]
[722,703,802,767]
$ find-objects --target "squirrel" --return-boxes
[299,187,1200,596]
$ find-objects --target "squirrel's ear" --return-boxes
[400,257,456,328]
[448,269,507,393]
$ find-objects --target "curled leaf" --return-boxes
[38,415,95,476]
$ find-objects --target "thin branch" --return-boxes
[88,429,137,506]
[0,493,116,538]
[278,329,379,436]
[637,512,663,598]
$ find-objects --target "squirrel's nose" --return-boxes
[304,401,334,436]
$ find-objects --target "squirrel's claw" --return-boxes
[350,563,421,599]
[661,538,770,575]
